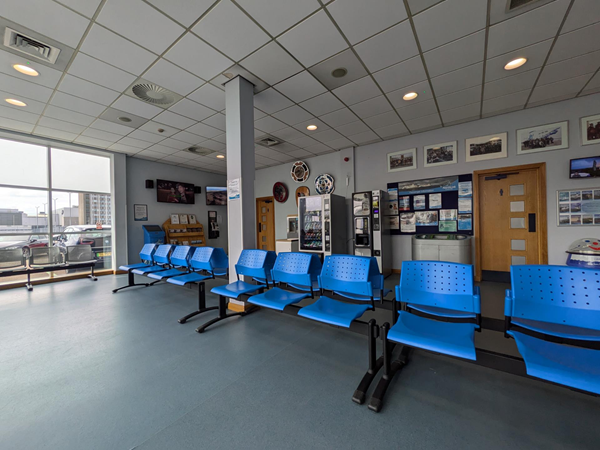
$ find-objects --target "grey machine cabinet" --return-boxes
[412,234,472,264]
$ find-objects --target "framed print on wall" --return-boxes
[581,114,600,146]
[516,121,569,155]
[423,141,457,167]
[387,148,417,173]
[465,132,508,162]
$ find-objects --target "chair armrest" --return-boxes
[504,289,513,318]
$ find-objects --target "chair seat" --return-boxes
[388,311,478,360]
[332,288,390,301]
[509,330,600,394]
[211,280,264,299]
[147,268,187,280]
[297,296,370,328]
[512,319,600,341]
[408,304,477,320]
[132,265,168,275]
[167,272,212,286]
[248,287,310,311]
[119,263,151,272]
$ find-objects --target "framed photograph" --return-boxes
[556,188,600,226]
[179,214,189,224]
[570,156,600,179]
[581,114,600,146]
[423,141,457,167]
[189,214,197,224]
[387,148,417,172]
[170,214,180,225]
[516,121,568,154]
[465,132,508,162]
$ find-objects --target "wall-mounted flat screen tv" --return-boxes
[206,187,227,205]
[570,156,600,179]
[156,179,195,204]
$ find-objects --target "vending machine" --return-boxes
[352,190,392,276]
[298,194,347,256]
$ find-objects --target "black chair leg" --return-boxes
[195,295,259,333]
[88,266,98,281]
[352,319,384,405]
[179,283,218,323]
[25,272,33,291]
[112,271,149,293]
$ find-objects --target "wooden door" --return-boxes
[474,163,547,281]
[256,197,275,251]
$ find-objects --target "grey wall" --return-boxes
[126,157,228,263]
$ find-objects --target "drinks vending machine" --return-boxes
[298,194,347,256]
[352,190,392,276]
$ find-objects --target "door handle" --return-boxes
[528,213,536,232]
[258,223,262,232]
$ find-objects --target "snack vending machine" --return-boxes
[298,194,347,256]
[352,190,392,276]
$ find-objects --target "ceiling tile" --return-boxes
[170,130,202,145]
[254,88,294,114]
[50,92,106,116]
[112,96,162,119]
[108,143,143,154]
[201,140,226,151]
[319,108,359,128]
[274,71,327,103]
[0,72,53,103]
[0,90,46,114]
[58,74,120,106]
[336,120,370,136]
[188,84,225,111]
[387,80,433,109]
[68,53,136,92]
[0,104,40,124]
[528,73,593,104]
[75,136,114,149]
[548,22,600,64]
[441,102,481,125]
[2,0,89,47]
[396,99,438,121]
[164,32,234,80]
[487,0,570,58]
[81,127,123,142]
[187,122,222,138]
[168,98,215,121]
[58,0,102,18]
[431,62,483,97]
[0,49,62,89]
[90,119,134,135]
[44,105,96,127]
[328,137,354,149]
[407,0,442,15]
[363,110,402,128]
[137,121,179,137]
[146,0,215,27]
[373,56,427,93]
[413,0,487,52]
[489,0,555,25]
[348,130,380,145]
[373,122,408,139]
[332,76,381,105]
[424,30,485,78]
[305,142,334,153]
[80,25,157,76]
[300,92,345,116]
[99,107,148,129]
[272,106,314,125]
[37,116,86,134]
[308,49,368,90]
[135,149,164,160]
[288,148,315,158]
[311,129,343,144]
[270,127,306,142]
[580,71,600,96]
[193,0,270,61]
[350,95,393,119]
[97,0,184,54]
[288,135,320,148]
[255,116,288,133]
[143,59,204,96]
[277,10,348,67]
[405,112,442,133]
[538,51,600,87]
[0,117,34,133]
[153,110,196,129]
[482,89,529,116]
[240,42,303,85]
[158,137,191,150]
[561,0,600,34]
[484,39,553,83]
[202,113,227,130]
[35,126,78,142]
[127,129,167,144]
[436,85,482,111]
[212,133,227,143]
[483,68,540,100]
[210,65,269,93]
[354,21,418,73]
[293,118,331,133]
[327,0,408,45]
[236,0,320,37]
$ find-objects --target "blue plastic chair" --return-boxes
[146,246,193,281]
[505,265,600,395]
[113,244,157,293]
[131,244,173,276]
[368,261,481,412]
[247,252,322,311]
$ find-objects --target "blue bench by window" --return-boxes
[113,244,157,293]
[194,249,276,333]
[505,265,600,395]
[368,261,481,412]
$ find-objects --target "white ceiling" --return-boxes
[0,0,599,175]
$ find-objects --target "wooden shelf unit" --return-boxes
[163,219,206,247]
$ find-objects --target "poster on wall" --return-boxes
[440,209,457,221]
[397,176,459,195]
[439,221,457,232]
[415,211,438,226]
[387,148,417,172]
[581,114,600,146]
[414,195,426,210]
[465,133,508,162]
[400,213,415,233]
[134,204,148,221]
[557,188,600,226]
[516,121,569,154]
[429,193,442,209]
[399,196,410,211]
[458,198,472,213]
[423,141,457,167]
[458,214,472,230]
[458,181,472,197]
[386,216,400,230]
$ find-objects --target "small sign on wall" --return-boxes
[134,204,148,221]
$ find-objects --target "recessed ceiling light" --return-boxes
[5,98,27,107]
[306,125,318,131]
[216,154,225,159]
[403,92,418,101]
[13,64,39,76]
[504,58,527,70]
[331,67,348,78]
[118,116,132,123]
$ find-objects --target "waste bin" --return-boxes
[412,234,472,264]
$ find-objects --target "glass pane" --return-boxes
[51,148,110,193]
[0,187,50,234]
[261,207,266,213]
[511,239,526,251]
[509,184,524,196]
[510,217,525,228]
[52,229,112,275]
[0,138,48,188]
[50,191,112,233]
[262,215,266,222]
[0,233,51,287]
[262,236,266,242]
[510,201,524,212]
[511,256,526,265]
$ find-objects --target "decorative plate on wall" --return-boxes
[273,182,289,203]
[290,161,310,182]
[295,186,310,206]
[315,173,335,194]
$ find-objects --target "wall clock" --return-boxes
[290,161,309,182]
[273,182,289,203]
[315,173,335,194]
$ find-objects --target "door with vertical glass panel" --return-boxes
[256,197,275,251]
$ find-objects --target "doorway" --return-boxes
[473,163,547,282]
[256,196,275,251]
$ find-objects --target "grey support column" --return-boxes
[225,76,255,282]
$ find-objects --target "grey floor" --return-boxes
[1,275,599,450]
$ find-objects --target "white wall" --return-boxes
[126,158,228,263]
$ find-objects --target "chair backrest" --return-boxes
[139,244,156,262]
[153,244,173,265]
[190,247,215,271]
[170,246,192,267]
[235,249,276,280]
[507,265,600,331]
[399,261,479,313]
[271,252,322,288]
[210,247,229,276]
[318,255,375,299]
[0,248,26,270]
[65,245,94,263]
[30,247,63,266]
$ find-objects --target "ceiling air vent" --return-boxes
[3,27,61,64]
[124,78,183,109]
[185,147,214,157]
[256,136,281,147]
[507,0,542,11]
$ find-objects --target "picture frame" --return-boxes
[570,156,600,179]
[581,114,600,146]
[179,214,189,224]
[188,214,197,224]
[423,141,457,167]
[387,148,417,173]
[170,214,180,225]
[465,132,508,162]
[556,187,600,226]
[516,121,569,155]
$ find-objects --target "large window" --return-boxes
[0,137,113,285]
